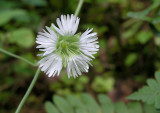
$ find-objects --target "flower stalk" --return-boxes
[15,68,41,113]
[75,0,84,16]
[0,48,37,66]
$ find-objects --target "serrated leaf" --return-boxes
[115,102,129,113]
[128,102,143,113]
[81,93,101,113]
[9,28,35,48]
[45,93,160,113]
[147,79,159,91]
[127,71,160,109]
[127,86,154,104]
[45,101,60,113]
[66,94,87,113]
[53,95,74,113]
[98,94,114,113]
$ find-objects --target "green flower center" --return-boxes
[55,33,81,67]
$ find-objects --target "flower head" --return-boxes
[36,14,99,78]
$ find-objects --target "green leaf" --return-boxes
[0,11,13,26]
[122,22,142,39]
[155,71,160,84]
[155,94,160,110]
[127,3,160,22]
[22,0,47,6]
[144,104,158,113]
[115,102,129,113]
[0,9,27,26]
[127,71,160,109]
[128,102,143,113]
[0,0,20,10]
[45,93,160,113]
[98,94,114,113]
[9,28,35,48]
[66,94,87,113]
[136,30,153,44]
[92,76,115,92]
[45,101,60,113]
[147,79,159,91]
[81,93,101,113]
[53,95,74,113]
[125,53,138,67]
[152,16,160,24]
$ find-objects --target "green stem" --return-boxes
[15,68,41,113]
[0,48,37,66]
[74,0,84,16]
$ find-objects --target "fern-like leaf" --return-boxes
[45,93,158,113]
[127,71,160,110]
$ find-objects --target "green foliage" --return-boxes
[115,102,129,113]
[122,21,142,39]
[45,93,159,113]
[45,101,59,113]
[53,95,74,113]
[1,0,160,112]
[22,0,47,7]
[0,9,27,26]
[125,53,138,67]
[81,93,101,113]
[98,94,114,113]
[92,76,115,92]
[127,1,160,37]
[127,71,160,110]
[66,94,86,113]
[127,3,160,23]
[144,104,159,113]
[9,28,35,48]
[136,30,153,44]
[128,102,143,113]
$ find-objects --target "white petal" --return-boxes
[79,28,99,58]
[52,23,64,36]
[39,54,62,77]
[66,54,91,78]
[56,18,65,34]
[53,14,80,36]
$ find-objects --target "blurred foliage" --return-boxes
[45,93,160,113]
[0,0,160,112]
[127,71,160,110]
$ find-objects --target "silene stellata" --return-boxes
[36,14,99,78]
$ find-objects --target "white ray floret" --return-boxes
[36,14,99,78]
[52,14,80,36]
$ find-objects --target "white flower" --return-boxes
[36,14,99,78]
